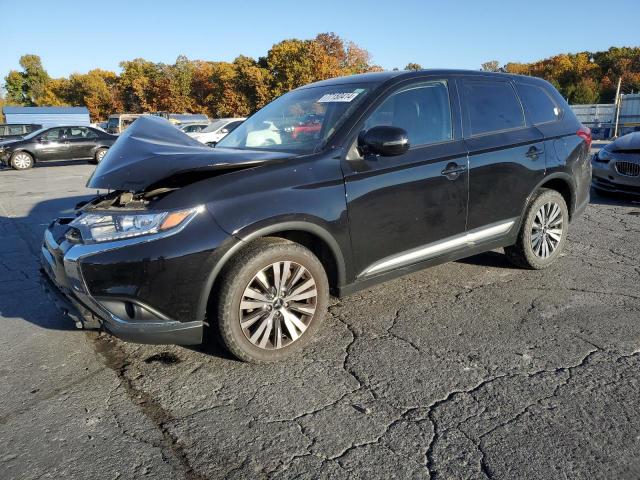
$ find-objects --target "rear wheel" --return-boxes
[10,151,34,170]
[504,188,568,269]
[216,238,329,362]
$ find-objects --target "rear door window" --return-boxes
[516,83,560,125]
[460,79,525,136]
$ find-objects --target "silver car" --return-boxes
[592,132,640,195]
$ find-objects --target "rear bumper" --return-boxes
[40,224,205,345]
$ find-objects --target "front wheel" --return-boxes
[504,188,569,269]
[10,151,34,170]
[216,238,329,362]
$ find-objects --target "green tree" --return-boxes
[569,78,599,104]
[66,69,122,120]
[404,63,423,71]
[4,54,51,105]
[118,58,161,112]
[481,60,501,72]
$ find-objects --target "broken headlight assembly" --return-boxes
[69,206,204,243]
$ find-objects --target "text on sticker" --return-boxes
[317,92,361,103]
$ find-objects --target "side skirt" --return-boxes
[337,222,519,297]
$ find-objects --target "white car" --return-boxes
[246,121,282,147]
[189,118,245,145]
[178,123,209,134]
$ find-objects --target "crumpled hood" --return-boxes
[87,116,294,191]
[610,131,640,152]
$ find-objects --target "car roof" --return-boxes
[299,69,547,89]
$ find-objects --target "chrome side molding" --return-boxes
[359,218,517,277]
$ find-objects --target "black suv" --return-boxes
[0,126,116,170]
[41,70,591,362]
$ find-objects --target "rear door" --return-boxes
[458,77,546,230]
[343,78,469,278]
[66,127,98,159]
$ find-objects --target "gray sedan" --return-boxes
[592,132,640,195]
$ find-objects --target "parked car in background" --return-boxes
[106,114,144,134]
[188,118,245,145]
[0,123,42,140]
[40,70,591,362]
[179,123,209,134]
[0,126,116,170]
[290,114,323,139]
[592,131,640,195]
[152,112,209,125]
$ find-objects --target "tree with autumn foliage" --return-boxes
[2,33,383,121]
[497,47,640,103]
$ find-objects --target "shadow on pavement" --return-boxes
[456,250,516,269]
[0,193,236,359]
[0,194,92,332]
[589,187,640,207]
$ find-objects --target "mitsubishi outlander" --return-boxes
[41,70,591,362]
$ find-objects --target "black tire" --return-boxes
[94,148,108,164]
[216,237,329,362]
[10,151,34,170]
[504,188,569,269]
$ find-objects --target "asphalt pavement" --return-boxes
[0,158,639,479]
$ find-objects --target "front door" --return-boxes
[34,128,71,160]
[343,79,469,278]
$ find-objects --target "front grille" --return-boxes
[615,161,640,177]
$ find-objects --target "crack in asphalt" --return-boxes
[92,335,206,480]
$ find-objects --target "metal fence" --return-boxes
[571,94,640,139]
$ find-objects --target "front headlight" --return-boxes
[70,206,203,243]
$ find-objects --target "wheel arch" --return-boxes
[523,172,576,222]
[536,173,576,219]
[197,220,347,323]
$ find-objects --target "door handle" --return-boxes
[441,162,467,179]
[526,146,542,159]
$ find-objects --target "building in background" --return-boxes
[571,94,640,139]
[2,107,90,127]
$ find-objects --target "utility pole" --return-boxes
[613,77,622,138]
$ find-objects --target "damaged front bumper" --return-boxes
[40,220,205,345]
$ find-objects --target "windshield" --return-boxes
[201,120,228,133]
[216,83,372,153]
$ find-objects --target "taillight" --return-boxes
[577,126,592,149]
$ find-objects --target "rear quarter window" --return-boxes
[515,83,561,125]
[461,79,525,136]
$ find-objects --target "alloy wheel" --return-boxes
[531,201,563,258]
[239,261,317,349]
[96,149,107,162]
[12,153,32,169]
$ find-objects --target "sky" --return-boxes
[1,0,639,79]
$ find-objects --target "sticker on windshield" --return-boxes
[317,89,363,103]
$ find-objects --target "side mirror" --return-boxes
[38,137,47,143]
[220,128,228,134]
[358,126,409,157]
